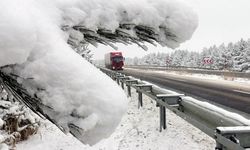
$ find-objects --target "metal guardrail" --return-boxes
[100,67,250,150]
[125,65,250,78]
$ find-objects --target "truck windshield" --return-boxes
[112,56,123,62]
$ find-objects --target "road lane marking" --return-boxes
[233,89,250,95]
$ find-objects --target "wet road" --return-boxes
[121,68,250,114]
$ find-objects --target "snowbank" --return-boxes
[0,0,197,145]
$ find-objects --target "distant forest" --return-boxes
[125,38,250,72]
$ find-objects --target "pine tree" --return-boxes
[127,38,250,72]
[232,39,248,71]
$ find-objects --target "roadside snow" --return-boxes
[184,96,250,125]
[17,120,87,150]
[17,88,214,150]
[154,70,250,85]
[0,144,8,150]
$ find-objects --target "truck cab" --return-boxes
[105,52,124,70]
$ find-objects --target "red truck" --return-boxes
[105,52,124,70]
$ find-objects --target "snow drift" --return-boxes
[0,0,198,145]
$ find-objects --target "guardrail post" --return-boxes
[137,91,143,108]
[111,73,117,81]
[215,142,223,150]
[156,94,184,132]
[119,77,130,90]
[117,78,120,85]
[214,126,250,150]
[115,74,125,85]
[127,85,131,96]
[135,85,153,108]
[159,105,166,132]
[121,81,124,89]
[125,80,138,97]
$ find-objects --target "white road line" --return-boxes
[233,89,250,95]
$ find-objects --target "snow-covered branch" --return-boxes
[0,0,198,145]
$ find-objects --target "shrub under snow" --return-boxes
[0,88,39,149]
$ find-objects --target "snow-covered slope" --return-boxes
[17,88,214,150]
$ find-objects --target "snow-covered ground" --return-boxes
[17,88,215,150]
[176,72,250,84]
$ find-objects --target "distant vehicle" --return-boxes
[105,52,124,70]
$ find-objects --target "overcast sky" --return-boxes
[92,0,250,59]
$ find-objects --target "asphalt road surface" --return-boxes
[121,68,250,114]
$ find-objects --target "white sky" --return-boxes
[92,0,250,59]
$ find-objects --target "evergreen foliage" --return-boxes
[126,39,250,72]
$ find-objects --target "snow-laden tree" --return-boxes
[232,39,250,71]
[232,39,247,71]
[217,43,228,70]
[211,45,221,69]
[127,38,250,72]
[183,51,200,67]
[238,40,250,72]
[0,0,198,145]
[133,57,140,65]
[170,50,187,67]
